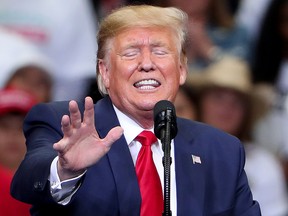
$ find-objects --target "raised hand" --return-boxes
[53,97,123,181]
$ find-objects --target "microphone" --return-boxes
[154,100,177,216]
[153,100,178,141]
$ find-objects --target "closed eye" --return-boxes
[118,48,140,60]
[152,48,169,56]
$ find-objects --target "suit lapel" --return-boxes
[174,120,206,215]
[95,97,141,216]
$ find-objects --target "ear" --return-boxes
[98,59,110,88]
[179,64,187,85]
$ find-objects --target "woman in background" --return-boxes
[196,55,288,216]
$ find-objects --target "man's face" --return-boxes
[0,114,26,171]
[99,27,187,124]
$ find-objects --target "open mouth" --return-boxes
[134,79,160,90]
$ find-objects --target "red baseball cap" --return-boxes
[0,88,38,116]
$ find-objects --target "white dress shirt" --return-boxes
[49,105,177,214]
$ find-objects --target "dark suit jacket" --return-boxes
[11,96,261,216]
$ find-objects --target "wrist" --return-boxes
[57,160,86,181]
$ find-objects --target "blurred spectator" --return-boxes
[235,0,273,69]
[91,0,126,20]
[174,80,199,120]
[160,0,250,71]
[250,0,288,183]
[0,88,37,216]
[252,0,288,90]
[227,0,241,15]
[0,28,53,102]
[0,0,98,101]
[5,66,53,103]
[236,0,273,45]
[194,55,288,216]
[0,32,52,215]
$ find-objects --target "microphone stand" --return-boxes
[160,110,173,216]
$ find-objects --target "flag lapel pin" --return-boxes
[192,155,201,164]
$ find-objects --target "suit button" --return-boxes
[34,181,43,190]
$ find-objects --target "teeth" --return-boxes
[138,85,156,90]
[134,79,159,88]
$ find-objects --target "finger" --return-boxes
[53,138,68,153]
[53,140,64,152]
[102,126,124,148]
[69,100,82,129]
[83,97,95,126]
[61,115,73,137]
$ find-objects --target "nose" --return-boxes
[138,49,156,72]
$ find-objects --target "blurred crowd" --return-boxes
[1,0,288,215]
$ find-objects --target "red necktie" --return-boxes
[135,130,163,216]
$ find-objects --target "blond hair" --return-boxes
[96,5,188,95]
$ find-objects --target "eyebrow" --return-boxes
[121,40,169,50]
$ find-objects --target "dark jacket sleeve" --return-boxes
[10,101,79,205]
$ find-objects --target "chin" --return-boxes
[136,100,157,111]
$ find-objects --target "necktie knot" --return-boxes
[136,130,157,146]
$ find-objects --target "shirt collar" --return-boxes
[113,105,154,145]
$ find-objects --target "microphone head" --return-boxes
[153,100,178,139]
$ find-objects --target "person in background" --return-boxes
[91,0,126,20]
[0,88,38,216]
[235,0,273,50]
[0,0,98,101]
[11,5,260,215]
[252,0,288,89]
[0,28,53,103]
[174,80,199,120]
[4,66,53,103]
[194,55,288,216]
[250,0,288,184]
[159,0,250,71]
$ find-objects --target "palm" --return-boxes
[53,97,123,180]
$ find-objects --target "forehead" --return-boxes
[112,27,178,47]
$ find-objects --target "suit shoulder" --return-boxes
[24,100,85,131]
[28,100,85,117]
[177,117,241,147]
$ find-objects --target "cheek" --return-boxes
[201,99,218,120]
[232,108,245,123]
[110,60,138,83]
[161,60,186,84]
[124,61,139,72]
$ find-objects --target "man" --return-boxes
[11,5,261,215]
[0,88,37,216]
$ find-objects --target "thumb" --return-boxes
[102,126,124,148]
